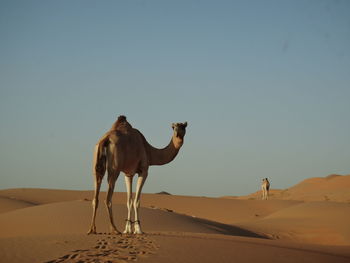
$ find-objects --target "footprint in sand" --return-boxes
[44,234,159,263]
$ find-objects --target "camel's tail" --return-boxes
[93,138,107,176]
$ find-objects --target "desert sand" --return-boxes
[0,175,350,263]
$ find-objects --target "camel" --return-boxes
[261,178,270,200]
[87,115,187,235]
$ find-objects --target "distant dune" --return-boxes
[0,175,350,263]
[155,191,171,195]
[0,196,36,213]
[228,174,350,203]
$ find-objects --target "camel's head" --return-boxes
[172,122,187,141]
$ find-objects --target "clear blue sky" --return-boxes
[1,0,349,196]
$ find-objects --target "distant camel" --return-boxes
[87,115,187,235]
[261,178,270,200]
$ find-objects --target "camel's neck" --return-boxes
[146,135,183,166]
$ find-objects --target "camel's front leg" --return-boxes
[88,144,106,235]
[123,175,133,234]
[133,172,148,234]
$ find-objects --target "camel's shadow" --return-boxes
[130,206,268,239]
[190,216,267,239]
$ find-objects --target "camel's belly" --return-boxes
[107,137,147,175]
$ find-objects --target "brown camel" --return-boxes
[87,115,187,235]
[261,178,270,200]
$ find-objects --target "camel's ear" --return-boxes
[172,123,176,129]
[183,122,187,128]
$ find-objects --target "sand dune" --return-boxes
[232,174,350,203]
[239,201,350,246]
[0,188,301,224]
[0,186,349,263]
[0,196,36,213]
[0,200,262,238]
[0,188,93,205]
[280,174,350,202]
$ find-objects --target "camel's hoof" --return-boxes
[110,229,121,235]
[87,230,96,235]
[134,221,143,234]
[123,222,133,234]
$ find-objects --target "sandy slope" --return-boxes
[0,188,349,263]
[238,201,350,246]
[1,233,349,263]
[280,174,350,202]
[0,200,262,238]
[0,188,301,224]
[0,196,36,213]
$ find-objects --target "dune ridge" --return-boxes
[0,196,37,213]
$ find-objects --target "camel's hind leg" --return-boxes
[262,187,266,200]
[88,144,106,235]
[263,189,265,200]
[105,171,121,234]
[87,172,103,234]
